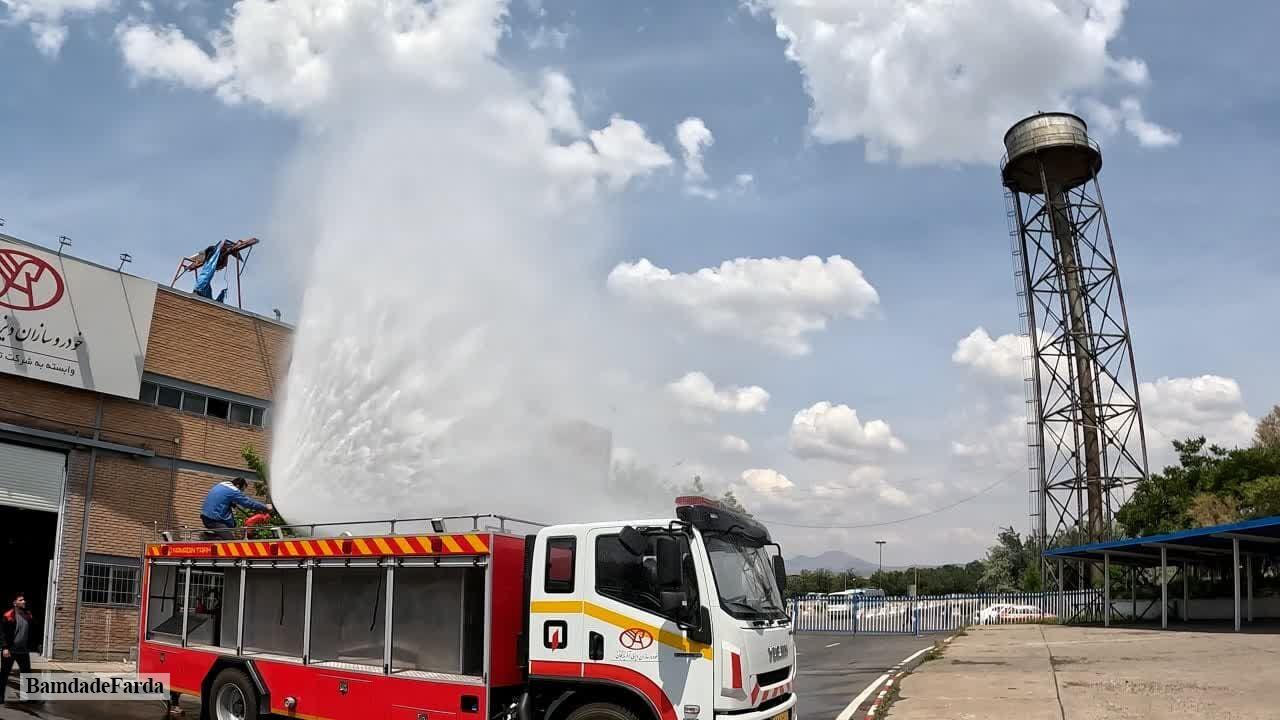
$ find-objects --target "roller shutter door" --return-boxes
[0,442,66,513]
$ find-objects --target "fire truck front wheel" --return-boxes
[207,668,260,720]
[564,701,643,720]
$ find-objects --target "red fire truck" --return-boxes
[138,498,796,720]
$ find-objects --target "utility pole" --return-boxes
[876,540,886,574]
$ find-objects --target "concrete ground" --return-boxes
[794,632,943,720]
[885,623,1280,720]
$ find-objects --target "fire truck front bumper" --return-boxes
[716,693,797,720]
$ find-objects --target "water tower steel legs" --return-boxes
[1008,168,1149,548]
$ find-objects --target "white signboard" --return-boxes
[0,236,157,399]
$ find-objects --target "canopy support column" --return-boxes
[1160,546,1167,630]
[1246,554,1253,623]
[1182,562,1189,622]
[1057,557,1065,618]
[1103,552,1111,627]
[1232,538,1241,633]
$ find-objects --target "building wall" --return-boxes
[145,288,290,401]
[0,288,290,660]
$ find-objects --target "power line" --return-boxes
[754,474,1011,530]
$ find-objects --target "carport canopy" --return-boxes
[1044,514,1280,631]
[1044,514,1280,566]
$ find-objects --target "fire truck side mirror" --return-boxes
[619,526,647,556]
[772,555,787,593]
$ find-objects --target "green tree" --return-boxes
[1241,475,1280,518]
[1118,437,1280,535]
[1255,405,1280,449]
[240,444,290,538]
[978,527,1032,592]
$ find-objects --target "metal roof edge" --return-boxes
[1,230,294,330]
[1044,514,1280,557]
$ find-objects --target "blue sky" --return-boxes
[3,0,1277,563]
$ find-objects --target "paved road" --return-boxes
[794,632,941,720]
[2,634,939,720]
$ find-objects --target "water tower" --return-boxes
[1000,112,1150,549]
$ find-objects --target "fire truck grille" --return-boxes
[757,666,791,687]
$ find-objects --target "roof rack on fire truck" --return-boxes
[155,512,547,543]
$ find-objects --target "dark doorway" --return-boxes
[0,505,59,654]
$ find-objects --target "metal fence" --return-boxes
[791,590,1105,634]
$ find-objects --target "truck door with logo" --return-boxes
[583,526,714,720]
[529,534,586,675]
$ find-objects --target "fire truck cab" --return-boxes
[138,498,795,720]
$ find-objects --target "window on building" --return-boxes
[181,392,206,414]
[139,378,271,428]
[82,555,140,606]
[595,533,692,620]
[230,403,254,425]
[205,397,230,421]
[545,537,576,593]
[156,386,183,409]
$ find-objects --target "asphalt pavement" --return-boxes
[793,632,942,720]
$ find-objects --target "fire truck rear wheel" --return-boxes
[208,668,260,720]
[564,701,643,720]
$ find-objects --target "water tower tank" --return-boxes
[1001,112,1101,194]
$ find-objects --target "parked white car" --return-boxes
[974,603,1057,625]
[824,588,886,614]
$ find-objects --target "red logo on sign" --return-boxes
[0,249,65,311]
[619,627,654,650]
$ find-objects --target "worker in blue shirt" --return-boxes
[200,476,271,539]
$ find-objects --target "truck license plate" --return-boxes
[771,711,789,720]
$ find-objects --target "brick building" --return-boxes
[0,232,290,659]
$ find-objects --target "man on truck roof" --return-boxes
[200,476,271,539]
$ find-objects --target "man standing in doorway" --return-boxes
[200,476,272,539]
[0,592,35,702]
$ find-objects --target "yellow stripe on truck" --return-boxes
[530,600,713,659]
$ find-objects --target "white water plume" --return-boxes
[241,0,689,529]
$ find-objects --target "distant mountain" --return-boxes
[786,550,879,575]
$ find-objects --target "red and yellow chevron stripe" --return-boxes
[145,533,490,559]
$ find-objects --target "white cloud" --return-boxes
[607,255,880,355]
[742,468,793,494]
[814,465,912,509]
[676,117,713,183]
[667,371,769,422]
[952,327,1027,381]
[949,412,1028,472]
[537,70,584,137]
[1141,375,1256,463]
[1084,96,1180,148]
[790,401,906,462]
[115,0,671,202]
[116,23,233,89]
[747,0,1176,164]
[720,434,751,454]
[525,24,570,50]
[4,0,113,56]
[734,173,754,188]
[586,116,674,190]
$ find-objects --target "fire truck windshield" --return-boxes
[704,534,786,620]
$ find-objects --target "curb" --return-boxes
[861,635,958,719]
